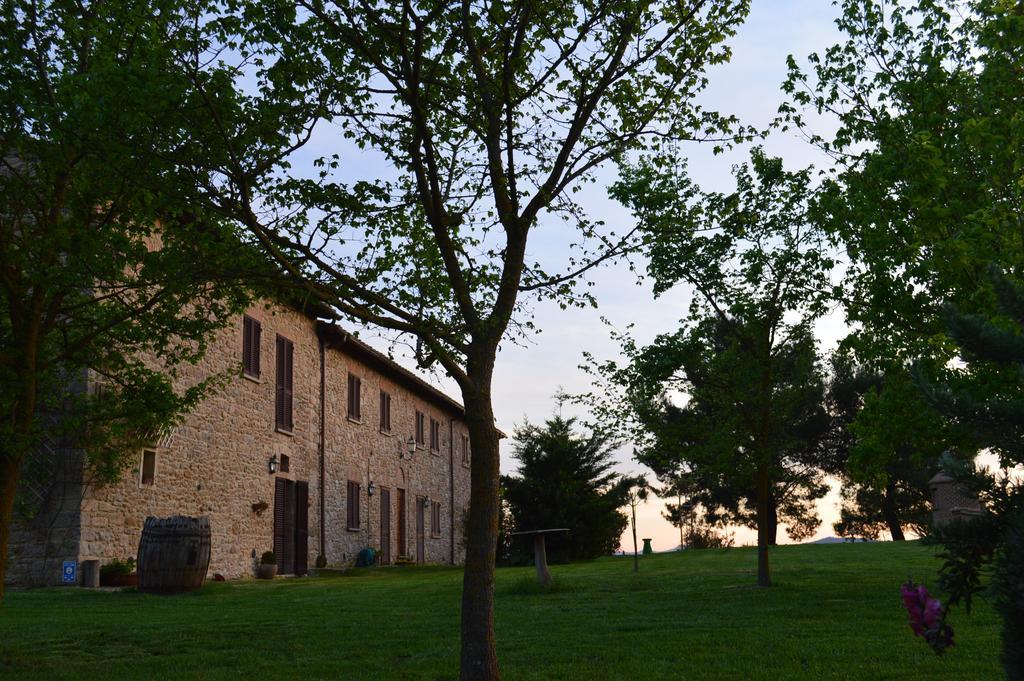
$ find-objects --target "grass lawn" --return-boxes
[0,541,1001,680]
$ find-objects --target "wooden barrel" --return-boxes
[136,516,211,593]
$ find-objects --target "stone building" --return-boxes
[8,300,475,585]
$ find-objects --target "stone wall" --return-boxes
[10,301,472,585]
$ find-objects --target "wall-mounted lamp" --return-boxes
[402,436,416,460]
[368,481,376,497]
[422,496,431,509]
[268,454,279,475]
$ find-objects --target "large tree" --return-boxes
[919,268,1024,680]
[824,354,967,541]
[0,0,255,601]
[502,414,631,563]
[162,2,752,678]
[587,149,835,586]
[781,0,1024,372]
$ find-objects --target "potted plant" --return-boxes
[257,551,277,580]
[100,557,138,587]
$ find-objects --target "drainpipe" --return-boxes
[449,418,455,565]
[318,331,326,562]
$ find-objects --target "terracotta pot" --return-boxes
[257,563,277,580]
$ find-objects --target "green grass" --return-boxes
[0,541,1001,680]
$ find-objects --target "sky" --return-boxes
[333,1,859,551]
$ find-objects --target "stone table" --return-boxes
[510,528,569,586]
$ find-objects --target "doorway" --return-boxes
[415,495,425,564]
[380,487,391,565]
[273,477,308,575]
[396,488,407,558]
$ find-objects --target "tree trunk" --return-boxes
[459,365,501,681]
[755,463,772,587]
[883,482,905,541]
[767,495,778,546]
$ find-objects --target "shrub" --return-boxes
[260,551,276,565]
[99,557,135,577]
[684,525,734,550]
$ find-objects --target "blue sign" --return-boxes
[62,560,77,584]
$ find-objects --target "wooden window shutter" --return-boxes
[347,480,361,529]
[273,477,287,565]
[243,317,252,375]
[295,481,309,576]
[252,319,261,377]
[275,336,285,429]
[284,339,293,430]
[379,390,391,432]
[243,316,262,378]
[276,335,293,431]
[347,374,361,420]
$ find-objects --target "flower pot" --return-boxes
[257,563,277,580]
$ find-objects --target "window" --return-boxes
[242,315,261,379]
[379,390,391,432]
[430,500,441,537]
[279,454,290,473]
[140,449,157,486]
[275,335,294,432]
[461,435,470,466]
[346,480,361,530]
[415,410,425,446]
[347,373,361,421]
[430,418,440,452]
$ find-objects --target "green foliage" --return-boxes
[683,524,734,550]
[502,415,631,562]
[0,0,255,542]
[260,552,276,566]
[782,0,1024,365]
[587,149,834,580]
[823,353,969,541]
[167,0,755,371]
[99,558,136,578]
[924,270,1024,678]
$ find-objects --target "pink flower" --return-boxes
[901,579,954,655]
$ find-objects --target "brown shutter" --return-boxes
[275,336,285,429]
[284,339,293,430]
[281,480,295,574]
[355,482,361,529]
[273,477,286,565]
[295,481,309,576]
[243,317,251,374]
[252,319,261,377]
[347,375,354,418]
[346,480,361,529]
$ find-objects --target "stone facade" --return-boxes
[8,301,473,585]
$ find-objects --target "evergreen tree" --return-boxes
[502,415,631,563]
[823,354,965,541]
[921,267,1024,680]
